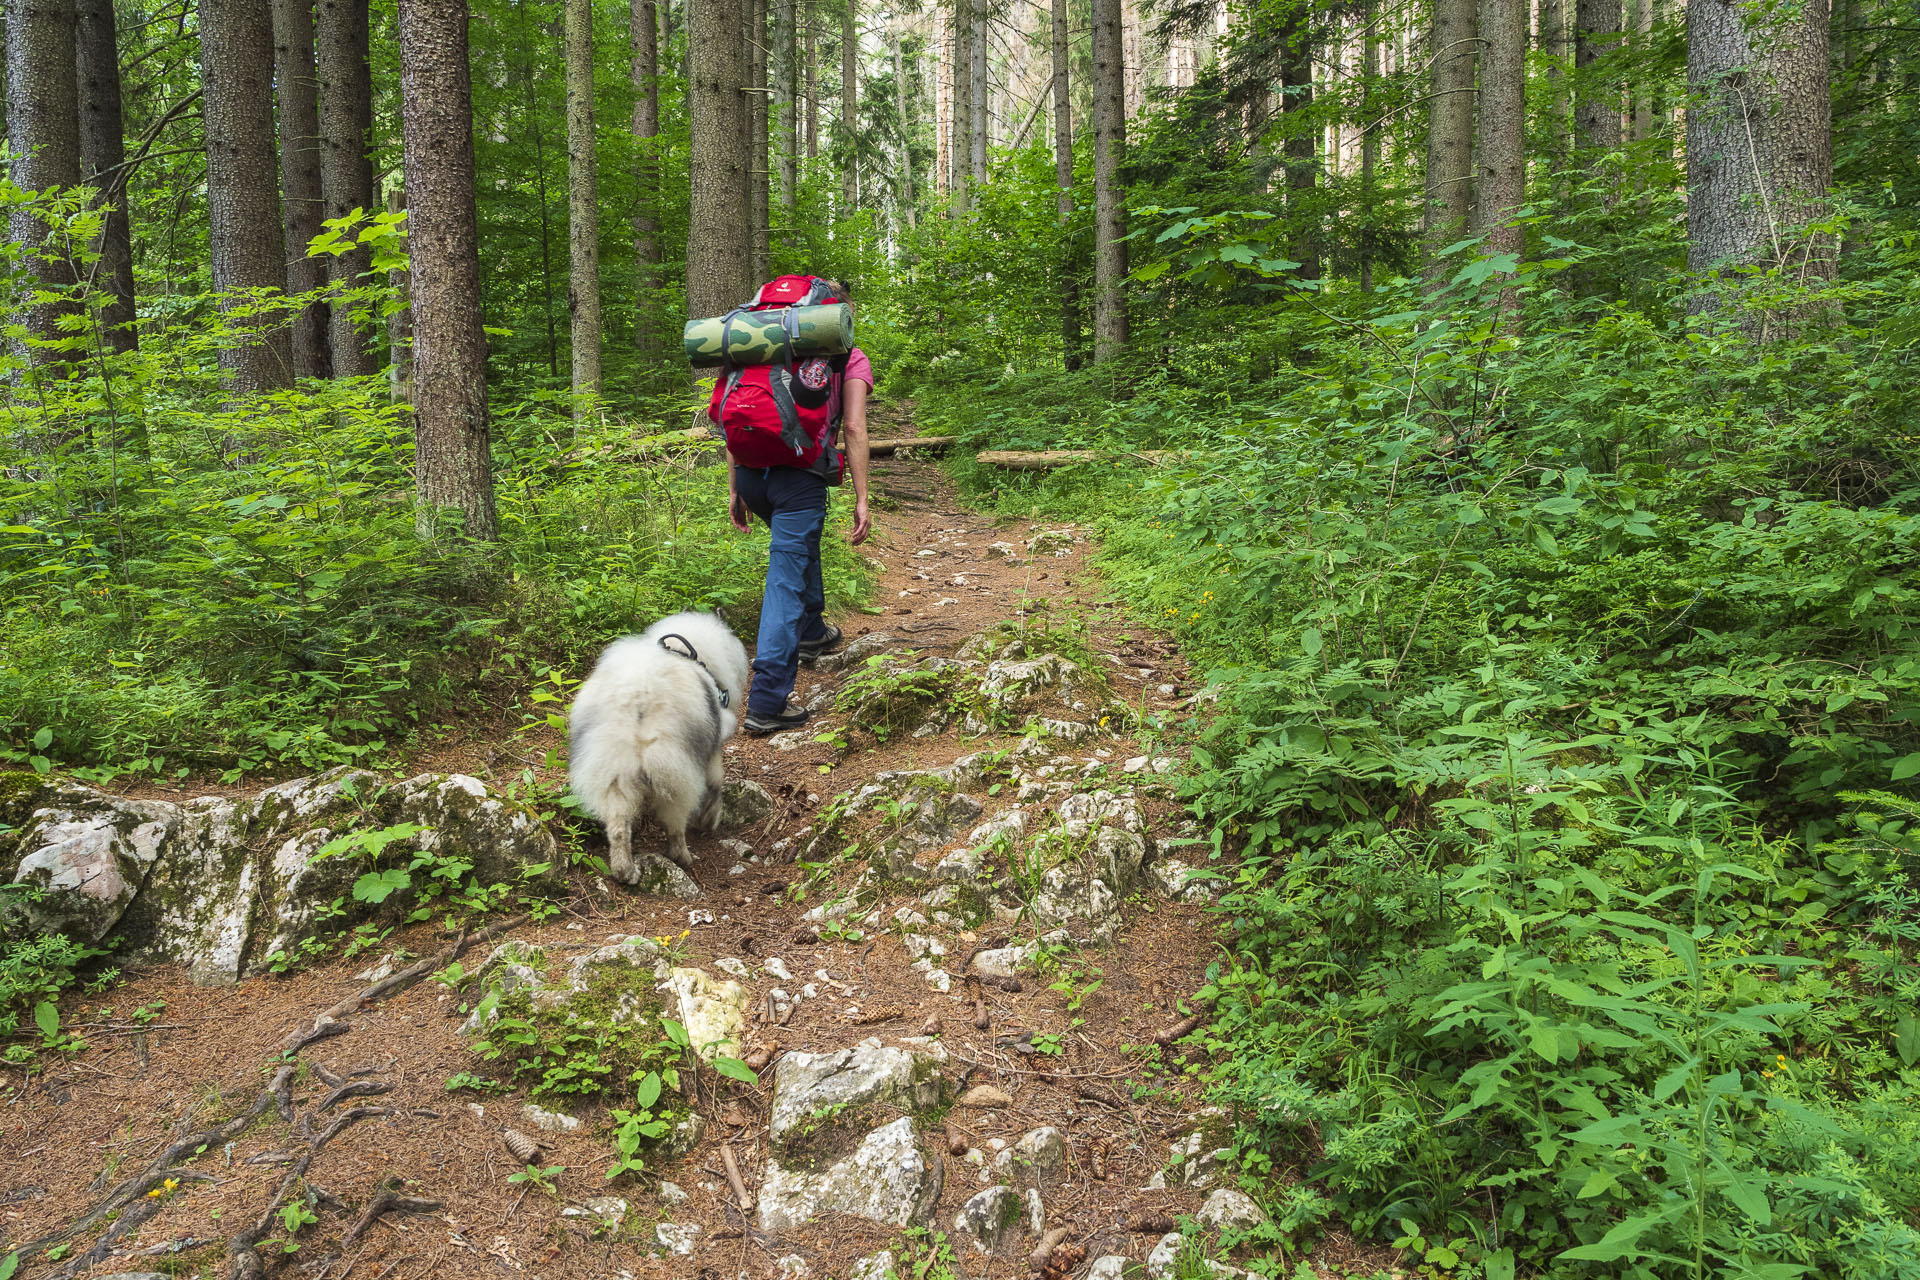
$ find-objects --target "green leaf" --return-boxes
[31,727,52,750]
[1891,752,1920,782]
[352,868,412,904]
[1724,1173,1772,1225]
[712,1056,758,1084]
[1896,1012,1920,1067]
[33,1001,59,1041]
[1299,627,1323,657]
[660,1017,690,1048]
[633,1071,664,1107]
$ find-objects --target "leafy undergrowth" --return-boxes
[914,238,1920,1276]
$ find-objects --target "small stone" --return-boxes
[689,909,715,925]
[655,1222,700,1255]
[1123,756,1150,774]
[954,1185,1024,1253]
[582,1196,628,1226]
[776,1255,811,1280]
[958,1083,1014,1108]
[993,1126,1066,1178]
[850,1252,896,1280]
[658,1181,688,1205]
[923,967,952,992]
[1157,683,1176,696]
[1088,1257,1130,1280]
[765,956,794,981]
[718,838,753,858]
[969,943,1036,978]
[729,863,748,876]
[521,1103,581,1133]
[715,956,750,977]
[1146,1233,1184,1280]
[1197,1188,1266,1230]
[1025,1187,1046,1234]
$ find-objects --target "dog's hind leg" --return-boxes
[653,785,697,871]
[603,798,639,885]
[699,753,727,832]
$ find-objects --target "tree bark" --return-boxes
[8,0,82,369]
[1051,0,1080,368]
[949,0,969,208]
[687,0,753,316]
[967,0,985,185]
[805,0,819,160]
[273,0,329,377]
[1475,0,1525,268]
[565,0,601,412]
[1628,0,1653,142]
[1542,0,1568,181]
[892,29,914,229]
[1574,0,1621,152]
[318,0,377,376]
[1089,0,1127,361]
[199,0,295,394]
[1280,18,1318,282]
[750,0,770,278]
[76,0,137,354]
[631,0,662,359]
[386,183,411,403]
[1359,0,1378,294]
[840,0,857,214]
[1423,0,1475,272]
[397,0,498,542]
[775,0,796,212]
[1686,0,1835,321]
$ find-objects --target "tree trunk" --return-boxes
[687,0,753,316]
[967,0,985,184]
[1574,0,1621,151]
[805,0,819,160]
[1476,0,1525,312]
[1359,0,1377,294]
[76,0,136,355]
[1542,0,1568,181]
[565,0,601,413]
[7,0,82,369]
[397,0,497,542]
[840,0,857,215]
[775,0,796,212]
[272,0,329,376]
[892,31,914,229]
[1089,0,1127,361]
[512,21,560,378]
[1423,0,1476,270]
[631,0,662,359]
[949,0,969,208]
[386,183,411,403]
[1280,18,1318,282]
[749,0,770,278]
[1050,0,1080,368]
[199,0,294,394]
[318,0,377,376]
[1629,0,1653,141]
[1686,0,1835,322]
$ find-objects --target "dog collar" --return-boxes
[657,633,731,708]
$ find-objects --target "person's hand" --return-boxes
[849,495,871,545]
[729,491,751,533]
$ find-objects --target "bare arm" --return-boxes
[843,378,872,545]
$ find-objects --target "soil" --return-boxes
[0,435,1385,1280]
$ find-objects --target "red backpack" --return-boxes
[707,274,850,482]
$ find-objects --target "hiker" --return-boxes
[710,274,873,737]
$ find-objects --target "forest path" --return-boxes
[2,443,1284,1280]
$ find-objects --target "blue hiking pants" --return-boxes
[735,465,830,717]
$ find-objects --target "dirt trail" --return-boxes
[1,448,1242,1280]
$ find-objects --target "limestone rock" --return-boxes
[719,780,776,827]
[850,1251,897,1280]
[1031,864,1122,942]
[663,966,749,1062]
[521,1103,581,1133]
[992,1126,1066,1179]
[1087,1257,1130,1280]
[1025,1187,1046,1234]
[1146,1234,1184,1280]
[627,852,702,898]
[757,1116,942,1231]
[1148,858,1216,903]
[953,1185,1023,1254]
[655,1222,700,1255]
[769,1045,945,1141]
[7,788,174,942]
[814,632,897,672]
[977,655,1086,712]
[968,943,1036,978]
[1197,1188,1266,1230]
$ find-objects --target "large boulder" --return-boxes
[758,1116,943,1232]
[3,768,564,984]
[769,1044,947,1144]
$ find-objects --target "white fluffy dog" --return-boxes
[568,612,749,883]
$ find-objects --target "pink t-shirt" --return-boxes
[828,347,873,427]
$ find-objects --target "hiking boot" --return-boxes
[745,705,812,736]
[798,624,845,664]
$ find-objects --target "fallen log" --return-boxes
[974,448,1179,470]
[868,435,955,456]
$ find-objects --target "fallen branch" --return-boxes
[975,449,1179,471]
[718,1142,754,1214]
